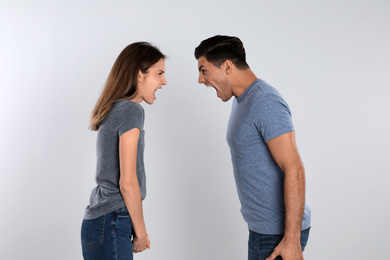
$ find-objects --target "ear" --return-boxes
[138,70,144,83]
[223,60,234,75]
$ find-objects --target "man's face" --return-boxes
[197,56,233,102]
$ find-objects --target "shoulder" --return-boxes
[103,100,144,128]
[243,80,281,105]
[250,81,288,108]
[246,83,292,122]
[251,79,280,98]
[114,100,143,112]
[112,100,144,117]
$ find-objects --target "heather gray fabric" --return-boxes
[227,79,311,235]
[84,100,146,220]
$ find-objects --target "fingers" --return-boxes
[146,234,151,249]
[133,244,148,253]
[266,250,278,260]
[132,235,150,253]
[133,246,147,253]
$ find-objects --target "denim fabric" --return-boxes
[81,206,134,260]
[248,227,310,260]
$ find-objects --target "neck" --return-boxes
[231,69,258,98]
[128,93,143,104]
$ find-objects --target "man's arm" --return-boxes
[266,131,306,260]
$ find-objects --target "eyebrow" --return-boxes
[198,65,205,72]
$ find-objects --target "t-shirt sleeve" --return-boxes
[117,103,144,136]
[254,93,295,143]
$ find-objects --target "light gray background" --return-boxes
[1,0,389,259]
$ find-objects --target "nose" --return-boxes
[198,73,205,84]
[161,75,167,85]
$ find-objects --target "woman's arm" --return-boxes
[119,128,150,253]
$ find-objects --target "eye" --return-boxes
[201,70,207,75]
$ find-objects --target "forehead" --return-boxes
[198,56,213,70]
[151,58,165,69]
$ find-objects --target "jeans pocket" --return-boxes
[81,215,106,248]
[115,206,128,215]
[116,212,133,237]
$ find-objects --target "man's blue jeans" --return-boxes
[248,228,310,260]
[81,206,134,260]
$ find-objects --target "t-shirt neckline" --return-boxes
[236,79,262,101]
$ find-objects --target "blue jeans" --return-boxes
[81,206,134,260]
[248,228,310,260]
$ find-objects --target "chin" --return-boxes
[221,96,231,102]
[145,99,155,105]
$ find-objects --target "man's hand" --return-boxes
[266,237,303,260]
[132,234,150,253]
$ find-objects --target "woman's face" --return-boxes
[135,58,167,104]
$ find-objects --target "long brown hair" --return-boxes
[90,42,165,131]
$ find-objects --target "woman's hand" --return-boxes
[132,234,150,253]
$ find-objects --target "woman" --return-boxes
[81,42,167,260]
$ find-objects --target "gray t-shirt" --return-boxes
[227,79,311,235]
[84,100,146,220]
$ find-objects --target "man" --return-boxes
[194,35,311,260]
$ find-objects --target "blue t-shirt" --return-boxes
[84,100,146,220]
[227,79,311,235]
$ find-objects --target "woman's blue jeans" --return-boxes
[248,227,310,260]
[81,206,134,260]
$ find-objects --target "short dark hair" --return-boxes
[194,35,249,69]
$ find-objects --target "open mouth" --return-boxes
[154,88,161,100]
[207,85,219,97]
